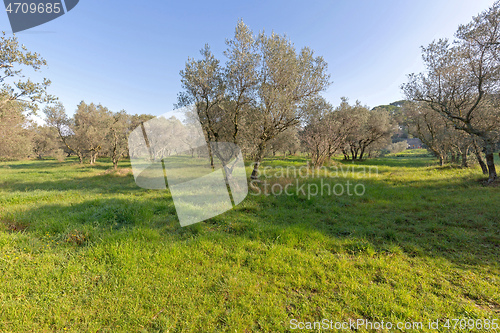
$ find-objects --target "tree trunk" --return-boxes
[251,143,266,180]
[477,154,489,174]
[89,152,97,165]
[350,146,359,160]
[485,143,497,183]
[461,152,468,168]
[112,144,118,169]
[112,150,118,169]
[473,141,488,175]
[207,142,215,170]
[342,149,349,160]
[359,146,366,160]
[327,151,334,165]
[439,155,444,166]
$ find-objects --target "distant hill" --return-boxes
[372,100,410,142]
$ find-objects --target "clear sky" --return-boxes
[0,0,496,117]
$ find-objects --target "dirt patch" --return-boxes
[115,168,133,176]
[473,300,500,313]
[65,229,88,245]
[476,178,500,187]
[489,179,500,187]
[99,168,133,176]
[1,218,28,232]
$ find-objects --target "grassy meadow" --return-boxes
[0,150,499,332]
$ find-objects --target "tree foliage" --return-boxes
[403,1,500,182]
[178,20,330,177]
[0,33,55,160]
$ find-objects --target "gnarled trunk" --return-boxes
[485,142,497,183]
[359,146,366,160]
[207,142,215,170]
[461,153,468,168]
[251,142,266,180]
[89,151,98,165]
[473,140,488,175]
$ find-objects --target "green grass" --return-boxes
[0,151,499,332]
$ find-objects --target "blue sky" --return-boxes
[0,0,496,117]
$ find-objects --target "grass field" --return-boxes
[0,150,499,332]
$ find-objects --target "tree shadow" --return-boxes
[4,161,68,170]
[2,161,499,270]
[2,196,179,240]
[337,157,437,168]
[1,170,144,194]
[2,159,123,171]
[214,175,500,269]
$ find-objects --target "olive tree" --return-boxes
[106,110,130,169]
[45,101,114,164]
[403,2,500,182]
[178,21,260,175]
[404,101,455,165]
[178,44,225,168]
[0,33,54,159]
[339,100,394,160]
[300,97,347,167]
[44,102,86,163]
[178,21,330,180]
[0,100,33,159]
[32,124,64,160]
[249,32,330,179]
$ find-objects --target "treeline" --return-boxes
[0,33,155,168]
[300,97,395,167]
[1,98,154,168]
[404,101,492,170]
[2,6,499,182]
[43,102,154,168]
[0,20,403,171]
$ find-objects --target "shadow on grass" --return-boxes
[3,161,71,170]
[2,157,499,270]
[1,170,145,194]
[337,157,437,168]
[4,181,499,270]
[1,158,132,170]
[215,175,500,268]
[3,196,179,239]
